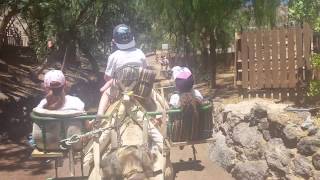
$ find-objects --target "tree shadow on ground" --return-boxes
[0,141,53,175]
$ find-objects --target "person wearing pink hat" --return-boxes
[170,66,203,108]
[169,66,204,146]
[30,70,91,149]
[35,70,85,111]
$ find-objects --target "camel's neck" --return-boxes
[120,122,144,146]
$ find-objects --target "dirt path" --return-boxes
[170,144,234,180]
[0,141,84,180]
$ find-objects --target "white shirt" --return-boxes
[105,48,147,77]
[36,95,85,111]
[169,89,203,108]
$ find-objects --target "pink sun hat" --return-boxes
[171,66,192,80]
[43,70,66,88]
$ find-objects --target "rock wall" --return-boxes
[209,99,320,180]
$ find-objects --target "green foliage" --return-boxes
[252,0,280,27]
[289,0,320,30]
[143,0,245,53]
[308,80,320,97]
[311,53,320,69]
[1,0,284,77]
[308,53,320,97]
[1,0,153,62]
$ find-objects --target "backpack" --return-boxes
[114,66,156,98]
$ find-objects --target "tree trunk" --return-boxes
[80,46,99,75]
[209,33,217,88]
[201,46,209,73]
[0,8,19,48]
[56,31,78,68]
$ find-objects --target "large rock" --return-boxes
[268,112,304,138]
[224,99,288,120]
[232,161,269,180]
[232,123,266,160]
[285,175,306,180]
[264,138,291,175]
[256,117,270,141]
[245,104,268,126]
[283,123,307,148]
[212,99,320,179]
[220,111,243,136]
[299,112,313,130]
[291,155,313,178]
[312,151,320,170]
[261,130,271,141]
[297,136,320,156]
[212,101,224,131]
[224,102,256,120]
[313,171,320,180]
[209,132,236,171]
[256,118,269,131]
[232,123,265,148]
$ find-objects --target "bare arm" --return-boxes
[100,75,113,92]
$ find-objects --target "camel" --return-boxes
[83,89,174,180]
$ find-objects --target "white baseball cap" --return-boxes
[44,70,66,88]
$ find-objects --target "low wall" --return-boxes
[209,99,320,180]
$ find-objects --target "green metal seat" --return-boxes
[30,112,96,152]
[146,103,214,146]
[30,113,98,179]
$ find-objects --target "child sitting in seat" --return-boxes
[97,24,163,155]
[31,70,92,150]
[34,70,85,112]
[169,66,203,108]
[97,24,147,118]
[169,66,204,143]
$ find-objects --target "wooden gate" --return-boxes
[235,24,313,91]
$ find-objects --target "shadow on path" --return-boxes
[172,160,204,174]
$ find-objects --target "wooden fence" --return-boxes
[235,24,313,91]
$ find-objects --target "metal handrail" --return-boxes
[30,112,109,121]
[145,103,212,116]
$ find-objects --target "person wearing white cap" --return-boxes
[35,70,85,111]
[96,24,164,160]
[97,24,147,118]
[170,66,203,108]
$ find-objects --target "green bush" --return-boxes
[308,53,320,96]
[311,53,320,69]
[308,80,320,96]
